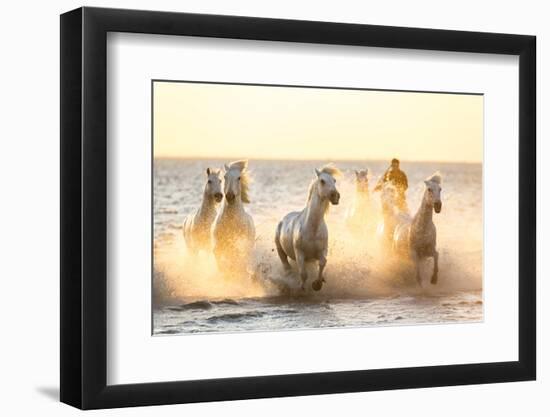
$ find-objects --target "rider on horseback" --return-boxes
[374,158,409,213]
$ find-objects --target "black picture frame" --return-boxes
[60,6,536,410]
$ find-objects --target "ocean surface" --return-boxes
[153,159,483,335]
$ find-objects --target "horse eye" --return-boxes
[320,179,325,185]
[238,176,241,181]
[208,180,212,184]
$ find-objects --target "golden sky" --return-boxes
[153,81,483,163]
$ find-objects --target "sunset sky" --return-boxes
[153,81,483,163]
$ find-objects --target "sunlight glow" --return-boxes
[153,81,483,163]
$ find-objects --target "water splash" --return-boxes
[153,160,483,334]
[154,199,481,305]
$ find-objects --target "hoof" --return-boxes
[312,279,323,291]
[431,275,438,285]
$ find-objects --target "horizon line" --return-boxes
[152,155,482,165]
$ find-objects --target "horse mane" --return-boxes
[426,171,442,185]
[226,160,251,203]
[319,163,342,178]
[306,181,316,204]
[207,167,221,176]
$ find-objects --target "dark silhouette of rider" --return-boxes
[374,158,409,212]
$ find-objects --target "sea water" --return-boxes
[153,159,483,335]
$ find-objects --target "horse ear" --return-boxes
[224,163,230,171]
[206,167,211,176]
[354,170,359,177]
[424,180,430,186]
[315,168,321,177]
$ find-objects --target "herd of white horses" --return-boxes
[183,160,443,292]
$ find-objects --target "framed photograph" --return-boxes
[60,7,536,409]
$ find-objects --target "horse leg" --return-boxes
[185,234,198,257]
[275,223,291,273]
[411,250,422,286]
[431,250,439,285]
[296,250,308,290]
[312,254,326,291]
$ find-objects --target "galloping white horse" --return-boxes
[182,168,223,254]
[393,173,442,285]
[212,160,255,274]
[346,169,375,236]
[275,164,341,291]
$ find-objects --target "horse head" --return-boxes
[314,164,341,205]
[205,167,223,203]
[424,173,442,213]
[223,160,251,204]
[354,169,369,193]
[380,183,397,214]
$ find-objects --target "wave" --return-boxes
[167,301,213,311]
[206,311,266,323]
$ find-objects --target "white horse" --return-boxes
[393,173,442,285]
[275,164,341,291]
[182,168,223,255]
[346,169,375,236]
[376,184,404,249]
[212,160,255,274]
